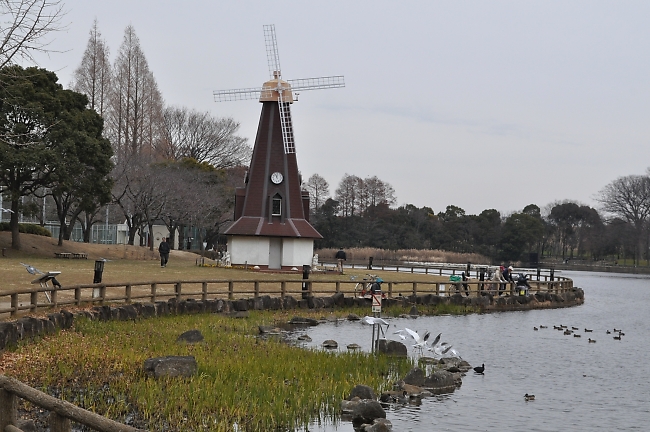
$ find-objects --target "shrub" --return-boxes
[0,222,52,237]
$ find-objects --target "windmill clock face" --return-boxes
[271,172,283,184]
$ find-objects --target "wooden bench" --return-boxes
[55,252,87,259]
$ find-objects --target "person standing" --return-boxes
[335,248,346,273]
[159,237,170,267]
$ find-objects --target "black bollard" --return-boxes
[537,265,541,281]
[368,256,373,270]
[302,264,310,299]
[93,260,105,284]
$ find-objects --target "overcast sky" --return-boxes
[25,1,650,216]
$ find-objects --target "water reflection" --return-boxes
[303,271,650,431]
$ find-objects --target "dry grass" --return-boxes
[0,234,448,314]
[317,247,489,264]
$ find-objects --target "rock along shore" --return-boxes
[0,288,584,352]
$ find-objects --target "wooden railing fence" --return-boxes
[1,274,573,318]
[0,375,141,432]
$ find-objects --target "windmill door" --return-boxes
[269,238,283,269]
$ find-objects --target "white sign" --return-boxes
[372,294,382,313]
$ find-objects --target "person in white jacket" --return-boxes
[492,266,506,295]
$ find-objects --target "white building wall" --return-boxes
[228,236,270,266]
[227,236,314,267]
[281,238,314,267]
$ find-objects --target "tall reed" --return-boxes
[3,311,413,431]
[317,247,489,264]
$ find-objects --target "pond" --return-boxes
[302,271,650,431]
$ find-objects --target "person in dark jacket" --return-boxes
[159,237,170,267]
[335,248,346,273]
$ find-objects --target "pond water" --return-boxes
[301,271,650,431]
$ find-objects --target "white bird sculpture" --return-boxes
[20,262,43,275]
[404,328,433,354]
[362,316,390,327]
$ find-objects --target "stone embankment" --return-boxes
[0,288,584,352]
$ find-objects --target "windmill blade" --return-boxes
[263,24,282,79]
[214,87,269,102]
[288,76,345,91]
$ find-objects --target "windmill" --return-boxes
[214,25,345,154]
[214,25,344,270]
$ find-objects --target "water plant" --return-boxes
[3,311,414,431]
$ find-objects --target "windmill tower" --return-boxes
[214,25,344,269]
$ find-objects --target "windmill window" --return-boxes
[272,194,282,216]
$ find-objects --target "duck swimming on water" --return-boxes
[473,363,485,374]
[524,393,535,401]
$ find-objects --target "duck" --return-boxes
[524,393,535,401]
[473,363,485,374]
[606,330,611,334]
[618,331,625,336]
[539,325,547,329]
[573,334,581,338]
[613,328,621,332]
[613,335,621,340]
[564,330,572,335]
[533,327,538,331]
[571,327,579,330]
[584,328,593,332]
[588,338,596,343]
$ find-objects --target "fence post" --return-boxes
[202,282,208,301]
[10,293,18,317]
[281,281,286,298]
[51,289,58,307]
[0,388,17,430]
[388,282,393,298]
[30,291,38,313]
[49,411,71,432]
[412,282,418,297]
[175,283,182,301]
[125,285,132,303]
[335,281,340,293]
[151,283,157,302]
[99,286,106,305]
[75,288,81,306]
[435,283,440,296]
[228,281,234,300]
[254,281,260,298]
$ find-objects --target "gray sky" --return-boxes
[27,1,650,216]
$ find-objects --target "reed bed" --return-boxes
[1,310,414,431]
[317,247,489,264]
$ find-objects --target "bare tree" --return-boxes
[364,175,396,207]
[597,174,650,264]
[111,156,152,245]
[304,173,330,213]
[0,0,66,69]
[335,173,360,217]
[70,19,112,117]
[106,25,163,162]
[159,106,250,168]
